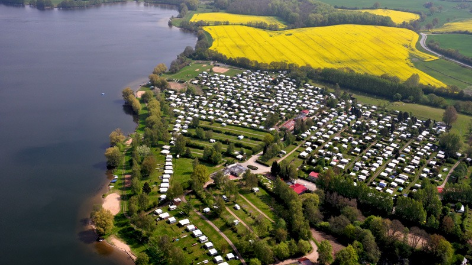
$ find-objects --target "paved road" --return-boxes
[239,194,275,223]
[240,151,270,174]
[419,33,472,69]
[295,178,317,191]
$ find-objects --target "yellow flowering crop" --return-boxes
[348,9,420,24]
[190,13,285,28]
[204,25,445,87]
[433,19,472,33]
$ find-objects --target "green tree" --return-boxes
[318,240,334,265]
[109,128,126,146]
[141,155,157,178]
[214,196,225,217]
[131,176,141,195]
[442,106,458,126]
[122,87,134,102]
[174,134,187,156]
[104,146,123,168]
[191,164,209,190]
[141,90,154,103]
[297,239,312,255]
[249,258,262,265]
[167,182,184,200]
[404,73,420,87]
[91,208,114,236]
[254,240,274,264]
[246,171,258,188]
[426,234,454,265]
[153,63,167,75]
[142,182,151,194]
[273,241,290,260]
[138,193,149,211]
[226,142,235,156]
[335,245,358,265]
[135,252,149,265]
[439,132,462,156]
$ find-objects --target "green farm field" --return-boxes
[320,0,472,28]
[428,34,472,58]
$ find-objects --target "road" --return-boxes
[240,151,271,174]
[419,33,472,69]
[439,157,464,189]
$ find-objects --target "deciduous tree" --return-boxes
[91,208,114,236]
[318,240,334,265]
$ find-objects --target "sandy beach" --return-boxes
[102,192,120,215]
[109,236,137,261]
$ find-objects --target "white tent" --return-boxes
[198,235,208,243]
[160,183,170,188]
[226,253,235,260]
[209,248,218,256]
[186,225,196,232]
[162,174,171,179]
[154,209,163,215]
[158,212,170,219]
[178,219,190,226]
[204,242,214,249]
[159,188,168,193]
[214,256,223,264]
[164,170,173,174]
[162,179,169,183]
[167,217,176,224]
[192,229,203,237]
[160,150,170,154]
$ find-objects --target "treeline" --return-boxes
[179,20,281,31]
[427,40,472,67]
[0,0,25,5]
[144,0,198,10]
[57,0,124,9]
[29,0,53,9]
[222,0,395,28]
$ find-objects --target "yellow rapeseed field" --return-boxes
[204,25,445,87]
[349,9,420,24]
[190,12,286,28]
[433,19,472,33]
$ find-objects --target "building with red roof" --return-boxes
[309,172,319,179]
[281,119,295,131]
[290,183,307,195]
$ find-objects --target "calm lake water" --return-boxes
[0,3,195,264]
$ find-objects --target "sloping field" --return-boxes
[433,19,472,34]
[190,12,285,28]
[348,9,420,24]
[204,25,445,87]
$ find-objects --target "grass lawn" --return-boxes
[200,121,268,139]
[239,188,276,221]
[428,34,472,58]
[353,93,472,146]
[162,63,213,81]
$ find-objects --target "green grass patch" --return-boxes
[239,189,275,221]
[412,57,472,89]
[320,0,472,28]
[428,34,472,58]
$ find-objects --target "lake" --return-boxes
[0,3,196,264]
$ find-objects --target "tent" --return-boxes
[164,170,173,175]
[167,217,177,224]
[159,188,168,193]
[192,229,203,237]
[160,183,170,188]
[226,253,235,260]
[160,150,170,154]
[158,212,170,219]
[208,248,218,256]
[214,256,223,264]
[204,242,214,249]
[162,174,171,179]
[198,235,208,243]
[179,219,190,226]
[186,225,196,232]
